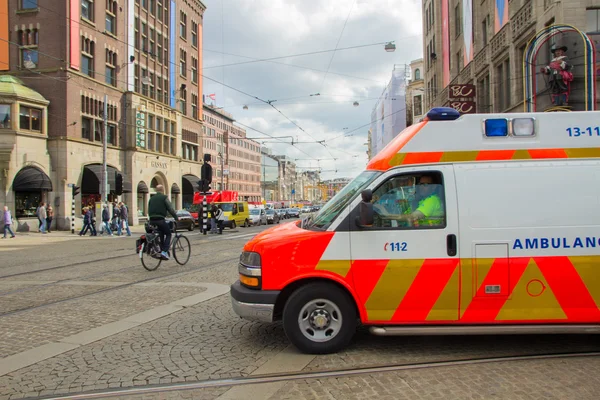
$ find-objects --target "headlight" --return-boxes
[240,251,261,268]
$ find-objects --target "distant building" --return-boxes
[261,147,280,201]
[406,59,425,126]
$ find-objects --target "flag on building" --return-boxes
[208,93,216,101]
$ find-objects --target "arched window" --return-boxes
[414,68,421,80]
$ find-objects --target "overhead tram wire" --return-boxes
[318,0,357,93]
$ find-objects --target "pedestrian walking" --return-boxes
[112,203,120,235]
[119,202,132,236]
[209,205,218,234]
[101,204,113,236]
[79,207,96,236]
[215,205,224,234]
[37,202,47,234]
[2,206,16,239]
[46,205,53,233]
[36,203,43,232]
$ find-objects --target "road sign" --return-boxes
[291,189,295,194]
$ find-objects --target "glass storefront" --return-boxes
[137,193,146,216]
[15,191,42,218]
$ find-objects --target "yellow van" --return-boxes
[213,201,250,229]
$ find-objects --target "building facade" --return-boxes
[422,0,600,114]
[273,155,297,202]
[261,147,280,202]
[406,58,425,126]
[297,170,321,203]
[0,0,207,229]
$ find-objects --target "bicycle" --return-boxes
[136,220,191,271]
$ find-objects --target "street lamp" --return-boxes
[353,101,359,107]
[385,42,396,52]
[243,105,248,110]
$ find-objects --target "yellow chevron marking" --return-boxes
[496,259,566,321]
[427,266,459,321]
[475,258,496,292]
[564,148,600,158]
[389,153,407,166]
[315,260,352,278]
[364,259,423,321]
[512,150,532,160]
[569,256,600,309]
[460,259,475,318]
[440,151,479,162]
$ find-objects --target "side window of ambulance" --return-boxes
[371,172,446,229]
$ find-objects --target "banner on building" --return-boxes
[494,0,509,33]
[462,0,474,66]
[448,84,476,114]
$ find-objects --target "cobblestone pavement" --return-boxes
[2,221,600,399]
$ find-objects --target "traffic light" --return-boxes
[201,162,213,184]
[72,185,80,197]
[197,179,211,193]
[115,173,123,195]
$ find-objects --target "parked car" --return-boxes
[266,209,280,224]
[288,208,300,218]
[249,208,268,226]
[186,204,200,225]
[301,206,312,214]
[166,210,195,231]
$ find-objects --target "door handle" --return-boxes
[446,234,457,257]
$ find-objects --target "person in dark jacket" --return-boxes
[101,204,113,236]
[148,185,179,259]
[79,207,96,236]
[119,202,131,236]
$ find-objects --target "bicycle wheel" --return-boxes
[141,241,162,271]
[172,235,191,265]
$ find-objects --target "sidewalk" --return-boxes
[0,225,146,250]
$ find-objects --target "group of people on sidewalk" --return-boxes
[79,201,132,237]
[208,204,225,234]
[36,203,54,234]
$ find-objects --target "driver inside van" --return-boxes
[378,175,445,227]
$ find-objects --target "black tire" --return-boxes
[141,242,162,271]
[188,223,194,231]
[283,282,356,354]
[172,235,191,265]
[244,219,249,227]
[231,220,236,229]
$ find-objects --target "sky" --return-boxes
[201,0,423,180]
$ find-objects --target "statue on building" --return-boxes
[540,44,574,106]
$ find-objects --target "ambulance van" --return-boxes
[231,108,600,354]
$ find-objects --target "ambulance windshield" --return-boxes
[307,171,381,230]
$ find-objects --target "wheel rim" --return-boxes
[298,298,343,343]
[173,236,191,265]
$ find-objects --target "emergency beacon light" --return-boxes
[426,107,461,121]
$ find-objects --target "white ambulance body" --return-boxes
[231,108,600,354]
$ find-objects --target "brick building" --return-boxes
[0,0,207,228]
[202,104,261,202]
[423,0,600,114]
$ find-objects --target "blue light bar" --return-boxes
[484,119,509,137]
[426,107,461,121]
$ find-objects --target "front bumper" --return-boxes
[230,281,279,323]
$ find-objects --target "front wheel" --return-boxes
[172,235,191,265]
[244,219,249,227]
[188,223,194,231]
[283,282,357,354]
[231,220,236,229]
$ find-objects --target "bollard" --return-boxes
[71,198,75,234]
[202,195,207,235]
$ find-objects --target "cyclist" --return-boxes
[148,184,179,259]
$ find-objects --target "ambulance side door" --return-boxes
[348,165,460,324]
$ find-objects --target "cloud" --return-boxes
[202,0,422,180]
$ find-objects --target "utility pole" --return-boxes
[102,94,108,204]
[262,155,265,200]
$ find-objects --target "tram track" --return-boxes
[0,255,240,318]
[31,350,600,400]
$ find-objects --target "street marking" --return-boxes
[0,283,230,377]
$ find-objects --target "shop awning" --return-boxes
[123,180,132,193]
[12,166,53,191]
[182,174,199,193]
[137,181,149,193]
[171,183,181,194]
[82,164,118,194]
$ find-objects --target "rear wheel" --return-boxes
[141,242,162,271]
[188,223,194,231]
[283,282,356,354]
[172,235,191,265]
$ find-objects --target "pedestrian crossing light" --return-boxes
[72,185,80,197]
[115,173,123,195]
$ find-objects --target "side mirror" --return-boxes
[355,193,374,228]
